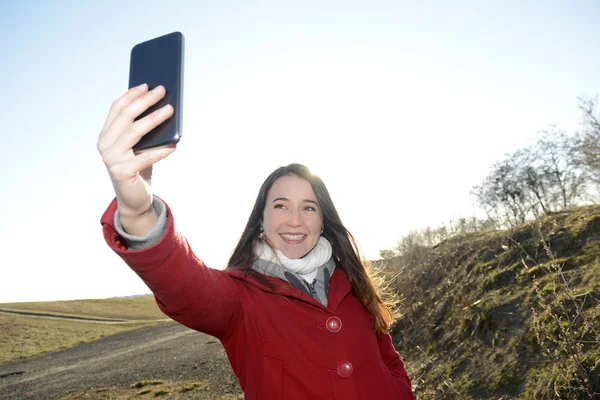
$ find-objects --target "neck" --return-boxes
[255,236,333,275]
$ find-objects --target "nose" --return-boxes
[287,209,302,227]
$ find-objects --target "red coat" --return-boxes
[101,199,414,400]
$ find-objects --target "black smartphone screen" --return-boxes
[129,32,184,152]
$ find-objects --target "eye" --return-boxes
[274,203,286,210]
[304,205,317,212]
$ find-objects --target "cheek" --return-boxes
[308,216,323,233]
[262,211,281,231]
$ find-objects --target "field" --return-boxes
[0,295,166,321]
[0,295,169,365]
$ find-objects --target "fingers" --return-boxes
[107,146,176,182]
[98,85,167,153]
[114,103,174,151]
[101,83,148,133]
[122,85,167,122]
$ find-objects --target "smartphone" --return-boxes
[129,32,184,153]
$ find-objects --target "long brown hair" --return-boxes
[227,163,395,336]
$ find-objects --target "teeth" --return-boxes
[281,234,305,241]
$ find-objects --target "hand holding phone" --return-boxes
[129,32,185,153]
[96,32,185,236]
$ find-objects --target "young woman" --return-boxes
[98,84,414,399]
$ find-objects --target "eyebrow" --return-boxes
[272,197,319,206]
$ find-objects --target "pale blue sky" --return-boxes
[1,1,599,302]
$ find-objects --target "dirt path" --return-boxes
[0,322,242,399]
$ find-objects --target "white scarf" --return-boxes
[255,236,333,276]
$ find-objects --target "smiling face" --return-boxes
[262,174,324,259]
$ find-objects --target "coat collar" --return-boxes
[252,257,336,307]
[226,262,352,312]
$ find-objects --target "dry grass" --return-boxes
[0,296,165,321]
[59,379,243,399]
[0,313,159,365]
[0,296,171,365]
[387,204,600,398]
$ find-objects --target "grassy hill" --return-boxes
[386,204,600,399]
[0,295,169,365]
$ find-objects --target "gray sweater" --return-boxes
[113,197,168,250]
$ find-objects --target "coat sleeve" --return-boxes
[100,197,241,340]
[378,333,415,399]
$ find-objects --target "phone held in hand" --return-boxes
[129,32,185,153]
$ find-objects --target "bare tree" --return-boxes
[379,249,397,259]
[471,154,531,227]
[530,126,588,210]
[472,123,589,226]
[517,147,553,215]
[574,96,600,188]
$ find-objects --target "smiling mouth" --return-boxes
[280,234,306,244]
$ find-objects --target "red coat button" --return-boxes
[337,361,353,377]
[326,316,342,333]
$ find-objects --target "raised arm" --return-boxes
[96,83,175,237]
[97,85,241,339]
[100,196,241,339]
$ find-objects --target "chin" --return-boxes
[278,246,310,260]
[281,250,306,259]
